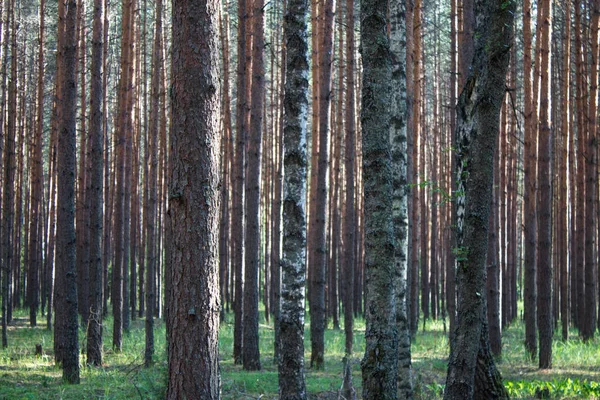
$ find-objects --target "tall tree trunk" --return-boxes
[166,0,221,396]
[28,0,45,328]
[444,0,514,398]
[55,0,80,384]
[86,0,105,367]
[219,8,232,323]
[559,0,570,341]
[113,0,135,351]
[309,0,335,370]
[390,0,413,396]
[76,0,89,326]
[574,0,585,333]
[233,0,249,365]
[522,0,538,359]
[242,0,265,371]
[536,0,553,368]
[360,0,398,397]
[144,0,161,367]
[122,2,137,333]
[583,0,599,341]
[447,0,457,335]
[1,0,13,349]
[271,2,285,361]
[341,0,356,395]
[278,0,309,395]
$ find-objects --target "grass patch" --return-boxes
[1,308,600,398]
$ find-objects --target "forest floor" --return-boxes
[1,308,600,399]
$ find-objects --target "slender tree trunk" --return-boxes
[28,0,45,328]
[309,0,335,370]
[55,0,80,384]
[271,1,285,361]
[242,0,265,371]
[86,0,105,367]
[390,0,413,396]
[522,0,538,359]
[76,0,90,326]
[583,0,599,341]
[233,0,249,365]
[487,146,501,356]
[447,0,459,333]
[113,0,135,351]
[559,0,570,342]
[341,0,356,395]
[1,0,13,348]
[278,0,309,395]
[536,0,553,368]
[574,0,585,333]
[144,0,161,367]
[219,8,232,324]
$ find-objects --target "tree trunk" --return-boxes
[583,0,599,341]
[559,0,570,342]
[28,0,45,328]
[112,0,135,351]
[144,0,162,367]
[233,0,249,365]
[86,0,105,367]
[278,0,309,395]
[342,0,356,395]
[166,0,221,395]
[76,0,89,326]
[1,0,14,348]
[522,0,537,359]
[360,0,399,398]
[55,0,80,384]
[536,0,553,368]
[444,0,514,398]
[390,0,413,396]
[242,0,265,371]
[309,0,335,370]
[219,8,232,323]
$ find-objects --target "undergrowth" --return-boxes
[1,308,599,399]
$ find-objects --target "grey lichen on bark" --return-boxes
[278,0,310,396]
[360,0,399,398]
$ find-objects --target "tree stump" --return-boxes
[35,344,43,357]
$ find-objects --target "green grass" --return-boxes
[1,308,600,399]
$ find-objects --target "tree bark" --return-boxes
[559,0,570,342]
[242,0,265,371]
[166,0,221,396]
[1,0,13,348]
[55,0,80,384]
[233,0,249,365]
[309,0,335,370]
[536,0,553,368]
[341,0,356,396]
[28,0,45,328]
[144,0,162,367]
[522,0,537,359]
[359,0,399,397]
[390,0,413,396]
[583,0,599,341]
[278,0,309,395]
[86,0,105,367]
[444,0,514,398]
